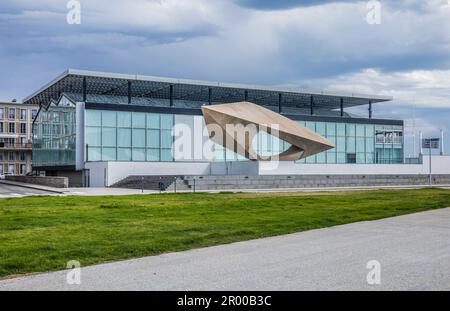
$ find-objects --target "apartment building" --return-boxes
[0,100,38,176]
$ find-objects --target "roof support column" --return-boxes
[127,81,132,104]
[169,84,174,107]
[278,93,282,113]
[82,77,87,102]
[310,96,314,115]
[208,88,212,105]
[244,90,249,102]
[340,98,344,117]
[369,100,373,119]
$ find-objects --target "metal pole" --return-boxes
[441,129,444,155]
[141,176,144,193]
[419,131,423,155]
[429,146,432,186]
[193,178,196,193]
[174,176,177,193]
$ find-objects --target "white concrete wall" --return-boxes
[84,156,450,187]
[86,161,212,187]
[259,155,450,175]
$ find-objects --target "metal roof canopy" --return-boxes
[23,69,392,109]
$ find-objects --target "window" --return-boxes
[0,108,3,119]
[346,153,356,164]
[8,151,15,161]
[9,108,15,120]
[0,122,3,133]
[0,152,3,161]
[20,109,27,120]
[8,164,15,174]
[20,164,26,175]
[9,123,15,134]
[20,123,26,134]
[20,151,26,161]
[31,109,38,120]
[0,164,3,175]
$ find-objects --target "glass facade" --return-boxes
[83,109,403,164]
[32,105,76,167]
[33,107,403,167]
[85,110,175,162]
[213,120,403,164]
[296,121,402,164]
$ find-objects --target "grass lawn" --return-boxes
[1,188,449,278]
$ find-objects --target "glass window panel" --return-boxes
[102,147,116,161]
[365,124,374,137]
[102,127,116,147]
[356,137,365,153]
[160,114,173,129]
[161,148,173,161]
[117,112,131,127]
[147,129,160,148]
[336,137,346,153]
[346,124,356,137]
[132,112,146,128]
[86,127,101,146]
[118,148,131,161]
[132,148,146,161]
[326,122,336,136]
[102,111,116,127]
[326,152,336,164]
[86,110,101,126]
[316,122,326,135]
[214,146,225,161]
[305,155,316,163]
[356,124,365,137]
[117,128,131,147]
[316,152,326,164]
[366,138,374,153]
[226,148,237,161]
[88,147,101,161]
[132,129,146,148]
[346,137,356,153]
[305,121,315,131]
[336,123,346,136]
[357,153,365,164]
[147,113,160,129]
[161,129,172,148]
[147,149,160,161]
[366,153,374,164]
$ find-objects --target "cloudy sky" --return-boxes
[0,0,449,155]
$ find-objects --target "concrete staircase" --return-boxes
[112,175,181,191]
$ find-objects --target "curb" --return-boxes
[0,180,66,194]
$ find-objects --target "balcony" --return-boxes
[0,143,32,150]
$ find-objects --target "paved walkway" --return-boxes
[1,207,449,291]
[0,182,57,198]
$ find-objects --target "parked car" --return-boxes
[0,173,5,180]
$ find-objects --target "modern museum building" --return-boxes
[23,69,448,187]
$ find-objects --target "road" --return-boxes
[1,207,450,291]
[0,182,54,198]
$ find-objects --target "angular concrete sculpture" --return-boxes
[202,101,335,161]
